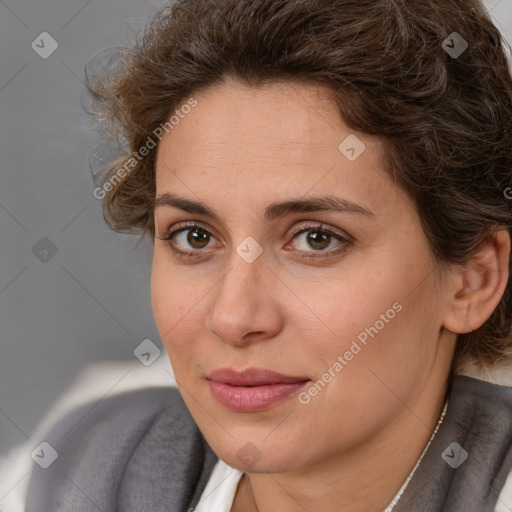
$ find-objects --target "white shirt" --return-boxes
[194,459,244,512]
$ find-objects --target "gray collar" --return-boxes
[392,375,512,512]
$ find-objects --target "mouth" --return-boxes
[206,367,310,412]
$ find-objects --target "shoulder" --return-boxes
[497,470,512,512]
[27,384,192,454]
[25,385,209,512]
[449,371,512,512]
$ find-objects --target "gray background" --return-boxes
[1,0,511,457]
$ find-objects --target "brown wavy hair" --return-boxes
[86,0,512,369]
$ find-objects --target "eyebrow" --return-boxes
[153,193,375,222]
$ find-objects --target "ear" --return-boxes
[443,229,510,334]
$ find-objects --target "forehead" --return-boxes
[169,81,349,148]
[154,79,400,221]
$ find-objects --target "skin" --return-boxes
[150,78,510,512]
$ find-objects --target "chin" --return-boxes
[221,448,299,474]
[204,430,306,473]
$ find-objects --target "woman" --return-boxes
[24,0,512,510]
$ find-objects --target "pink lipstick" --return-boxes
[207,367,310,412]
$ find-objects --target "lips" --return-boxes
[206,367,310,412]
[207,367,309,385]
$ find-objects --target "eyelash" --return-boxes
[156,221,352,261]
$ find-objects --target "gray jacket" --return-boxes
[25,375,512,512]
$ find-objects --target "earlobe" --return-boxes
[443,229,510,334]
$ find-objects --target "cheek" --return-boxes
[304,277,398,347]
[301,261,438,382]
[150,255,187,343]
[150,252,210,369]
[150,257,170,330]
[316,283,440,408]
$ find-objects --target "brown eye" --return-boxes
[305,230,332,250]
[186,227,211,249]
[285,222,352,260]
[290,226,344,252]
[157,223,218,258]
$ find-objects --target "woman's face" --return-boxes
[151,79,457,473]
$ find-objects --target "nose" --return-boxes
[205,248,284,347]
